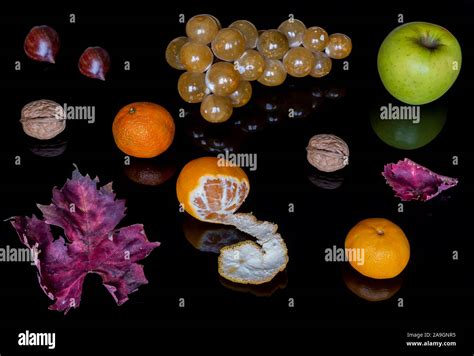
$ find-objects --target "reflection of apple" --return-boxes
[378,22,462,105]
[370,100,447,150]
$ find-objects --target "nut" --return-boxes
[20,99,66,140]
[306,134,349,172]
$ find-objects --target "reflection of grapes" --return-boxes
[205,62,241,96]
[278,19,306,47]
[167,15,351,123]
[230,20,258,49]
[179,42,213,73]
[178,72,210,103]
[200,95,233,123]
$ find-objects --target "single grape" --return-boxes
[211,28,246,61]
[205,62,241,96]
[229,80,252,107]
[283,47,315,77]
[234,49,266,81]
[278,19,307,47]
[179,42,214,73]
[165,36,188,70]
[230,20,259,48]
[302,26,329,52]
[257,59,287,86]
[209,15,222,30]
[257,30,289,59]
[178,72,210,103]
[310,51,332,78]
[186,14,220,44]
[325,33,352,59]
[200,95,233,123]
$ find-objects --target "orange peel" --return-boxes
[176,156,289,284]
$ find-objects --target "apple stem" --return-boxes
[419,35,439,50]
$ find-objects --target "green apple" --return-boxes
[377,22,462,105]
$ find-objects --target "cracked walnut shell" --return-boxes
[20,99,66,140]
[306,134,349,172]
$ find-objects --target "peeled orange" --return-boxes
[176,156,249,222]
[176,156,288,285]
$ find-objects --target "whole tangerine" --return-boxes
[112,102,175,158]
[345,218,410,279]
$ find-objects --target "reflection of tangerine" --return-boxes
[182,216,247,253]
[342,265,402,302]
[219,270,288,297]
[124,160,176,186]
[176,157,249,221]
[345,218,410,279]
[112,102,175,158]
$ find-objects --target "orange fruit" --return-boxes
[176,156,249,221]
[112,102,175,158]
[345,218,410,279]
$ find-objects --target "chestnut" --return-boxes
[78,47,110,80]
[24,25,60,63]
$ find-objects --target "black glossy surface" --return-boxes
[0,3,473,352]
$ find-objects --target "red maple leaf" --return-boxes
[10,167,160,313]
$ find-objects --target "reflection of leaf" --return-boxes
[10,167,160,314]
[382,158,458,202]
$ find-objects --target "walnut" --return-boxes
[20,99,66,140]
[306,134,349,172]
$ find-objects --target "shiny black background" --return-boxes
[0,1,473,353]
